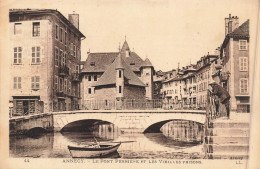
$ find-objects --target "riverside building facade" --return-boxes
[9,9,85,116]
[220,15,250,113]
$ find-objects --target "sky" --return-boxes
[2,0,258,71]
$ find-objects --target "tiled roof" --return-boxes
[228,20,249,37]
[141,58,153,67]
[115,53,124,69]
[82,52,118,73]
[81,40,151,73]
[93,54,146,87]
[81,51,147,73]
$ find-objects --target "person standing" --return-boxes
[209,81,231,119]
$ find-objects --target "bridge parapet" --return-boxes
[52,109,206,133]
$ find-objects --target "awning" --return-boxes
[235,95,250,97]
[12,96,40,100]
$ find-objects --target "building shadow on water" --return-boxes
[144,133,202,149]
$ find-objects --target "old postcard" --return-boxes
[0,0,259,168]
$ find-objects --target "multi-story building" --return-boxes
[161,54,217,110]
[161,14,249,113]
[9,9,85,116]
[153,70,167,99]
[220,15,250,113]
[161,65,197,109]
[195,54,218,109]
[80,40,154,107]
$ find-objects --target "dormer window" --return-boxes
[130,61,135,65]
[90,62,95,66]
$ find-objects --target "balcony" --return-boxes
[56,91,66,99]
[58,66,69,77]
[72,73,80,82]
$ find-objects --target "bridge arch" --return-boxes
[143,119,204,133]
[53,110,206,132]
[60,119,115,132]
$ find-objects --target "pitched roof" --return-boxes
[221,20,249,51]
[82,52,118,73]
[81,51,146,73]
[121,40,130,52]
[228,20,249,38]
[141,58,153,67]
[115,54,124,69]
[93,55,146,87]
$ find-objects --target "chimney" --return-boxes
[225,14,239,36]
[68,12,79,29]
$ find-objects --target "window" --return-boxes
[55,47,59,66]
[68,81,71,94]
[240,78,248,94]
[119,70,122,78]
[90,62,95,66]
[239,40,247,50]
[32,22,40,37]
[239,57,248,71]
[119,86,122,93]
[65,32,67,46]
[88,88,91,94]
[62,52,66,66]
[70,43,73,55]
[13,77,21,89]
[59,78,63,91]
[94,75,97,81]
[59,50,63,67]
[31,76,40,89]
[32,46,40,64]
[76,65,79,74]
[59,28,63,43]
[55,25,59,40]
[14,23,22,35]
[14,47,22,64]
[223,48,226,57]
[54,76,58,91]
[88,75,91,81]
[64,53,67,66]
[64,79,67,94]
[73,45,76,57]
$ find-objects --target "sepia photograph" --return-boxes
[0,0,259,168]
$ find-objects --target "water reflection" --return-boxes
[160,120,204,143]
[10,120,204,159]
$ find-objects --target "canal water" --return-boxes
[9,120,204,159]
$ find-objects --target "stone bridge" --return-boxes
[53,109,206,133]
[9,113,53,135]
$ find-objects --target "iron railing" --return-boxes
[82,99,163,110]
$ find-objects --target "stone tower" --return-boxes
[141,58,154,100]
[115,54,125,108]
